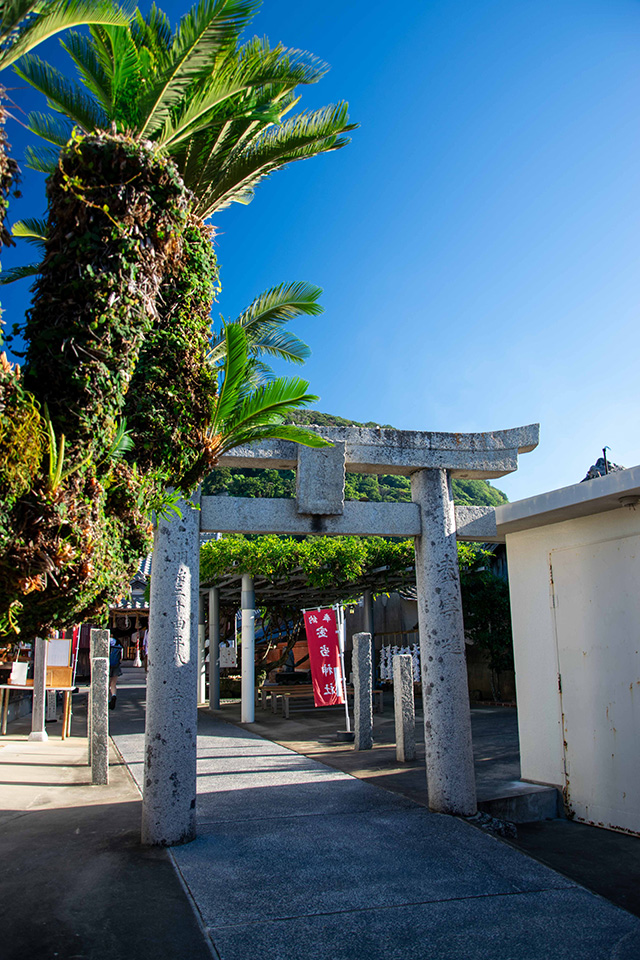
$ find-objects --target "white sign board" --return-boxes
[219,642,237,668]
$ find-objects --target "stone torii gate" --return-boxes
[141,424,539,846]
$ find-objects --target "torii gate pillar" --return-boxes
[412,468,476,815]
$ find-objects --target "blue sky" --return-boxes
[3,0,640,501]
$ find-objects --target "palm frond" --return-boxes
[139,0,259,139]
[101,24,142,125]
[13,216,48,240]
[60,29,112,110]
[191,102,356,217]
[24,142,60,173]
[246,328,311,365]
[0,0,133,71]
[15,53,108,130]
[12,218,47,257]
[27,108,73,145]
[235,280,323,329]
[0,261,40,284]
[160,42,329,150]
[222,375,318,435]
[210,322,249,432]
[132,4,171,62]
[214,421,329,459]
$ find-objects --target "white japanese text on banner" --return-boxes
[303,607,345,707]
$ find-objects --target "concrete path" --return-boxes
[110,681,640,960]
[0,721,213,960]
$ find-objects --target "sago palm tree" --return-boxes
[15,0,355,214]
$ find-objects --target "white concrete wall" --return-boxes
[505,505,640,832]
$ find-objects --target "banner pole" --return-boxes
[336,605,351,733]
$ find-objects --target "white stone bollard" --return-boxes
[28,637,48,742]
[393,654,416,762]
[411,468,477,817]
[198,592,206,705]
[142,493,200,847]
[241,574,255,723]
[208,587,220,711]
[353,632,373,751]
[91,656,109,785]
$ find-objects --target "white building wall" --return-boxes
[505,506,640,832]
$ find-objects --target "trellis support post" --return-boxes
[208,586,220,710]
[241,574,255,723]
[198,592,206,704]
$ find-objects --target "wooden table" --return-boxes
[0,685,76,738]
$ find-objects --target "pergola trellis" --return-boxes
[141,423,539,847]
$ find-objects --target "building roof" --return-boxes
[495,464,640,536]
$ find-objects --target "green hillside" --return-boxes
[203,411,508,507]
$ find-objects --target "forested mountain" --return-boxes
[202,411,508,507]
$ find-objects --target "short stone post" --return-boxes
[91,656,109,785]
[241,574,255,723]
[353,632,373,751]
[28,637,48,742]
[142,493,200,847]
[198,592,206,705]
[411,468,476,816]
[87,629,109,764]
[393,654,416,762]
[208,586,220,711]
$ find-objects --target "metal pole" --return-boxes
[241,574,255,723]
[336,605,351,733]
[208,586,220,710]
[198,592,206,704]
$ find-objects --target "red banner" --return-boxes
[303,607,345,707]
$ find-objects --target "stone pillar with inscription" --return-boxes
[142,493,200,847]
[411,468,476,816]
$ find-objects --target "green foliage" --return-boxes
[22,130,189,462]
[0,131,190,641]
[459,545,513,677]
[0,1,131,71]
[0,351,44,534]
[124,218,221,491]
[201,535,415,594]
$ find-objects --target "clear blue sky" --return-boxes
[3,0,640,501]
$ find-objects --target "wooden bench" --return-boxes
[258,683,384,719]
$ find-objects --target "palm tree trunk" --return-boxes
[23,131,189,462]
[125,217,221,492]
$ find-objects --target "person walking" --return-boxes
[109,636,123,710]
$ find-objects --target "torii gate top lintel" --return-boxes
[217,422,540,478]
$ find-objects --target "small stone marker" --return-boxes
[88,629,110,765]
[28,637,48,742]
[393,654,416,762]
[91,656,109,785]
[353,632,373,751]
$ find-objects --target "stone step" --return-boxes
[478,781,562,823]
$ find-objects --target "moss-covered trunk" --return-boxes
[124,217,221,492]
[23,131,189,462]
[1,133,192,642]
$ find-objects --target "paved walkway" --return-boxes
[107,677,640,960]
